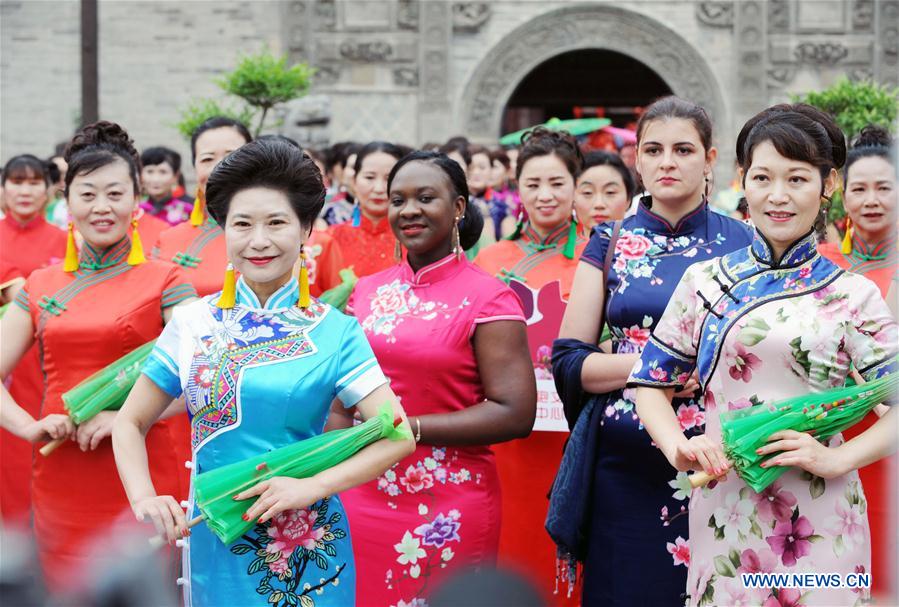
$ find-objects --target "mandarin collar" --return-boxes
[80,237,130,270]
[750,228,819,268]
[850,231,897,261]
[356,214,390,234]
[399,253,466,287]
[635,197,709,235]
[521,222,570,250]
[235,276,299,311]
[3,214,49,232]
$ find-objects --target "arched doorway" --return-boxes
[460,5,725,144]
[502,49,673,136]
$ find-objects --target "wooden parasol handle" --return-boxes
[39,438,65,456]
[148,514,205,549]
[688,471,717,489]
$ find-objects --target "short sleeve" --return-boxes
[160,264,197,309]
[334,319,387,407]
[844,278,898,381]
[627,264,701,389]
[470,284,526,337]
[580,223,614,270]
[142,310,184,398]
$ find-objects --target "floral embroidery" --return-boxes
[229,499,347,607]
[360,280,467,343]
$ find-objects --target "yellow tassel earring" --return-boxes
[63,222,79,272]
[298,247,311,309]
[126,218,146,266]
[216,263,236,309]
[190,187,205,227]
[841,217,853,255]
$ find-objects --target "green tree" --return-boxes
[174,98,256,141]
[175,50,314,139]
[793,77,898,140]
[217,50,314,137]
[793,78,899,224]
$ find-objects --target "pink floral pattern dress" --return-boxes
[629,230,897,606]
[342,254,525,607]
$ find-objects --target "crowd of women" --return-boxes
[0,93,896,607]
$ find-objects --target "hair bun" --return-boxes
[65,120,139,166]
[521,126,577,150]
[853,125,892,150]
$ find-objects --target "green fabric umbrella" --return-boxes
[0,302,9,319]
[318,268,358,312]
[40,340,157,456]
[190,403,410,546]
[690,368,897,492]
[499,117,612,146]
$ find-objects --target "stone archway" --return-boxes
[459,4,726,141]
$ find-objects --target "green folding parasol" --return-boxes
[160,403,410,547]
[689,369,897,491]
[40,340,156,456]
[499,117,612,146]
[318,268,358,312]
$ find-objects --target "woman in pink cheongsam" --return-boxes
[333,151,537,606]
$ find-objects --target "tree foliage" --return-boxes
[176,49,313,139]
[793,77,898,140]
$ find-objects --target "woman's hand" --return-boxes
[666,434,730,476]
[757,430,847,479]
[23,414,75,443]
[673,372,701,399]
[234,476,329,525]
[133,495,188,543]
[76,410,117,451]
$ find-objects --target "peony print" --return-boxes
[766,514,819,567]
[228,498,347,606]
[414,512,461,548]
[399,465,435,494]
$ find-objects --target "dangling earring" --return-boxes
[64,222,79,272]
[189,187,205,227]
[351,201,361,227]
[841,216,853,255]
[298,246,311,309]
[394,239,403,263]
[126,218,146,266]
[216,263,236,309]
[453,216,462,260]
[703,174,712,200]
[562,207,578,260]
[508,207,525,240]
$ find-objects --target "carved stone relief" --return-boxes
[852,0,875,30]
[696,1,734,28]
[768,0,789,32]
[398,0,419,30]
[313,65,341,86]
[338,41,393,62]
[877,1,899,85]
[459,5,724,138]
[393,67,419,87]
[734,1,767,120]
[452,2,490,32]
[314,0,336,31]
[794,42,849,65]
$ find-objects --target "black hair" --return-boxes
[64,121,141,196]
[189,116,252,165]
[580,150,636,200]
[341,143,362,169]
[141,146,182,174]
[845,125,894,180]
[45,157,61,185]
[205,139,325,231]
[257,134,303,151]
[637,95,714,152]
[353,141,405,175]
[2,154,51,186]
[516,126,584,182]
[387,151,484,250]
[490,148,510,170]
[736,103,847,184]
[438,138,472,168]
[325,141,357,171]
